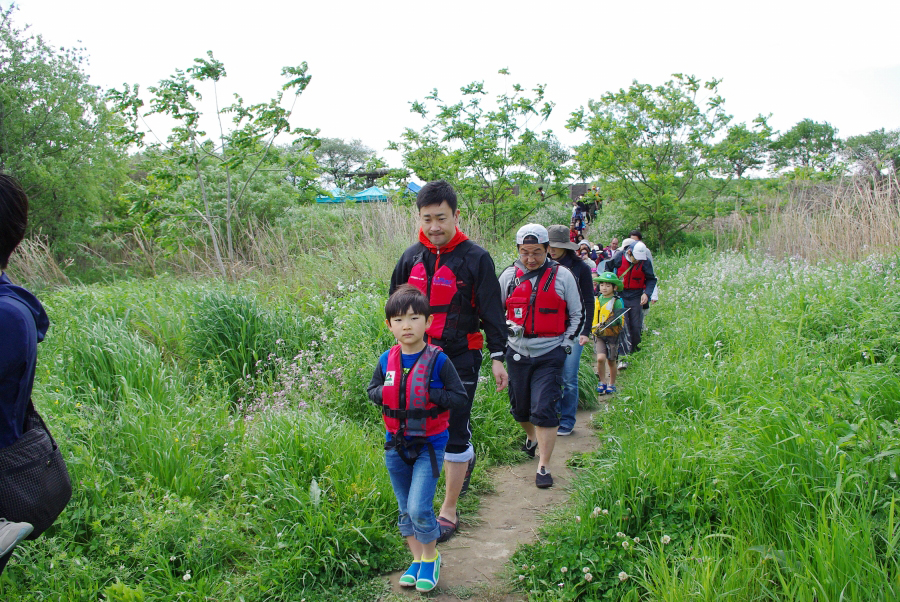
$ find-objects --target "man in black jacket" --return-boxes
[546,225,593,435]
[390,180,508,542]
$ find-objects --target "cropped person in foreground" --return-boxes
[0,174,49,574]
[367,285,468,592]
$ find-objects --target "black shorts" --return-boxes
[445,349,482,456]
[506,345,565,428]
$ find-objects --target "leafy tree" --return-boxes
[313,137,376,185]
[390,69,564,237]
[109,52,317,277]
[0,5,127,247]
[567,74,732,250]
[713,115,773,179]
[514,133,571,186]
[770,118,843,174]
[845,128,900,178]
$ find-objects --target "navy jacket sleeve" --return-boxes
[429,356,469,410]
[641,259,657,298]
[576,266,595,337]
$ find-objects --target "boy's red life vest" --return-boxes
[505,262,567,337]
[380,344,448,437]
[407,241,478,347]
[617,260,646,290]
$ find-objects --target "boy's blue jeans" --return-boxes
[559,337,584,432]
[385,444,445,543]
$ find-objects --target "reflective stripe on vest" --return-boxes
[380,344,448,437]
[505,263,567,337]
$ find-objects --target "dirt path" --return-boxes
[383,407,602,600]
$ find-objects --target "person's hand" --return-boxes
[578,334,589,346]
[640,293,649,306]
[491,359,509,392]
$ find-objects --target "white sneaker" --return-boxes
[0,519,33,557]
[617,361,628,370]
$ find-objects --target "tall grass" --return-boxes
[714,175,900,262]
[515,248,900,600]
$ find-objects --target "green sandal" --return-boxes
[416,553,441,592]
[399,561,420,587]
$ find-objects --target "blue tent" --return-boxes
[351,186,389,203]
[407,181,422,194]
[315,187,345,203]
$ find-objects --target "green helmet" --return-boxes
[592,271,623,291]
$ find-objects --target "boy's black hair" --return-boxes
[416,179,457,212]
[629,229,642,240]
[385,284,432,320]
[0,174,28,270]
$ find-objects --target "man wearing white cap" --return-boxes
[607,240,657,362]
[498,224,585,488]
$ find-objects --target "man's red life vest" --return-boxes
[617,259,646,290]
[380,344,448,437]
[407,241,478,347]
[505,262,567,337]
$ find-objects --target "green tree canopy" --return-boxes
[390,69,566,237]
[771,118,843,174]
[567,74,731,249]
[108,52,318,276]
[713,115,773,179]
[845,128,899,178]
[313,137,376,184]
[0,5,127,247]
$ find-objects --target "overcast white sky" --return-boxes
[15,0,900,169]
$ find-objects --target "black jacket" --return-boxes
[555,253,595,337]
[390,240,507,360]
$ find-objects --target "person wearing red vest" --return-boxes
[390,180,508,542]
[367,285,467,592]
[498,224,585,489]
[607,239,657,362]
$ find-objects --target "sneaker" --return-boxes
[607,384,617,394]
[617,361,628,370]
[535,466,553,488]
[416,553,441,592]
[521,438,537,458]
[459,452,477,497]
[399,561,420,587]
[0,519,33,557]
[557,427,574,436]
[597,383,607,394]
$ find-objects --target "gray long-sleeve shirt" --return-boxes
[498,259,584,358]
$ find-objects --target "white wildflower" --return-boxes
[585,572,593,582]
[662,535,671,545]
[618,571,629,582]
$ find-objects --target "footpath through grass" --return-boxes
[0,276,525,601]
[514,249,900,601]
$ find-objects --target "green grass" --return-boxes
[0,267,525,600]
[513,249,900,600]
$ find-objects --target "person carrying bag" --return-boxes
[0,173,71,574]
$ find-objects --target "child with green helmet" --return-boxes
[591,272,626,395]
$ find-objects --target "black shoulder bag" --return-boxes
[0,296,72,539]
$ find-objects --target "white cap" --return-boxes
[621,238,636,250]
[579,240,592,248]
[516,223,549,244]
[631,241,650,260]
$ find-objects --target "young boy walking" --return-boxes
[367,285,468,592]
[591,272,626,395]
